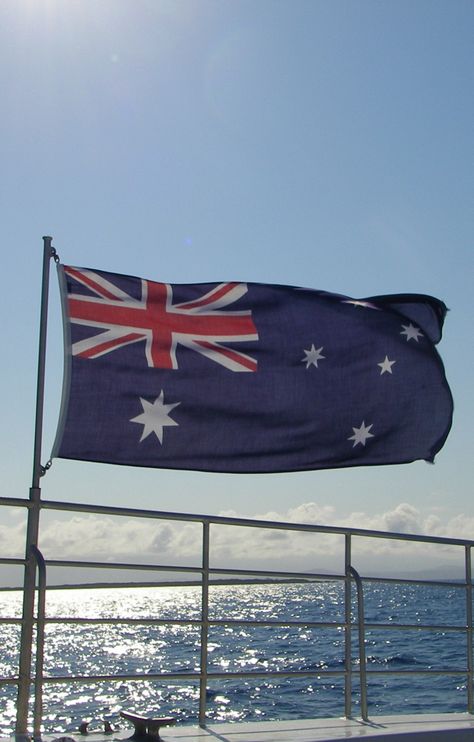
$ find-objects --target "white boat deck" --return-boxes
[6,714,474,742]
[156,714,474,740]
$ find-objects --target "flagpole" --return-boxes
[16,236,57,741]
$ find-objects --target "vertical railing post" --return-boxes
[32,547,47,740]
[16,237,56,740]
[344,533,352,717]
[466,545,473,714]
[350,566,368,721]
[16,496,41,741]
[199,521,210,727]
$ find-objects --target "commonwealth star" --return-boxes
[130,390,180,444]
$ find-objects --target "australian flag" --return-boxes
[52,265,453,473]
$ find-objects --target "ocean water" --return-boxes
[0,581,471,735]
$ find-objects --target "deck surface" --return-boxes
[157,713,474,740]
[5,713,474,742]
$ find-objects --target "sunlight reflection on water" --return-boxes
[0,582,469,734]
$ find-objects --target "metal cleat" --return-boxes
[120,711,176,741]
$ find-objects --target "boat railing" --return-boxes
[0,496,473,736]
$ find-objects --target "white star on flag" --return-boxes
[130,390,180,444]
[378,356,396,375]
[348,421,374,447]
[400,323,423,342]
[342,299,379,310]
[302,344,325,368]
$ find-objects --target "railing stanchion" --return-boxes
[344,534,352,718]
[32,547,47,741]
[466,545,473,714]
[199,521,210,727]
[16,491,41,741]
[350,566,368,721]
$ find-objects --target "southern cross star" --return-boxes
[130,390,180,444]
[348,421,374,447]
[400,323,423,342]
[342,299,379,310]
[378,356,396,375]
[302,344,325,368]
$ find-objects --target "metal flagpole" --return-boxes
[16,236,58,741]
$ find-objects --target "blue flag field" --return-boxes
[52,265,453,473]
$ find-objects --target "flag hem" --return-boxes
[50,264,73,460]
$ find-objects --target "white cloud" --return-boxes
[0,520,26,558]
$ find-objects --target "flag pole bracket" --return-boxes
[40,459,52,477]
[49,245,60,264]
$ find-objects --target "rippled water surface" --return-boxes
[0,582,471,735]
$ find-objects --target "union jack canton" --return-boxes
[64,266,259,372]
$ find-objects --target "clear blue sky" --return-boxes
[1,0,473,562]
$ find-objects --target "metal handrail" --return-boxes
[0,496,473,735]
[2,495,473,546]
